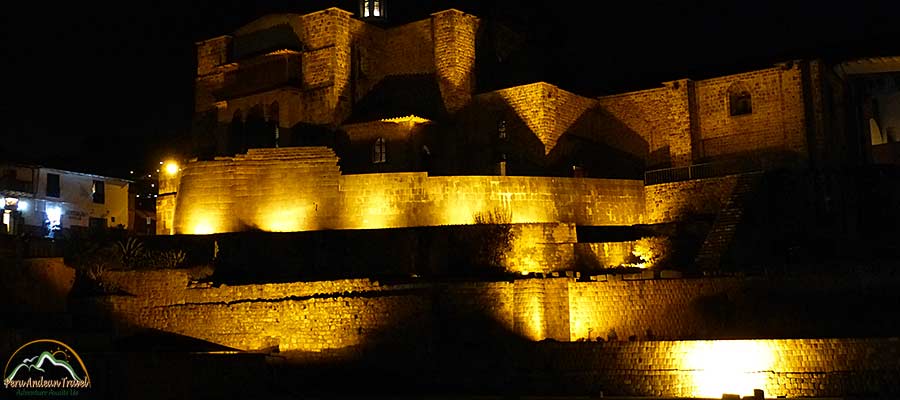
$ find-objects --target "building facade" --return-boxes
[1,164,131,237]
[162,5,900,241]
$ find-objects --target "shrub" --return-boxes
[116,237,145,269]
[625,236,672,269]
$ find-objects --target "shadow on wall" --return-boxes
[722,168,892,274]
[553,105,652,176]
[332,122,439,174]
[450,92,654,178]
[232,22,304,59]
[208,226,522,284]
[249,292,537,396]
[446,95,560,176]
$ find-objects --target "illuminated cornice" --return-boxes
[379,115,432,124]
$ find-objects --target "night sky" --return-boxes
[4,0,899,178]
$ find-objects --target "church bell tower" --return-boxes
[359,0,386,21]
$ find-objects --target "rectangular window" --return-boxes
[46,174,60,198]
[92,180,105,204]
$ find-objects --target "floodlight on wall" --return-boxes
[164,161,179,176]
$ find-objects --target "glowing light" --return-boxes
[45,205,63,234]
[524,293,544,340]
[258,204,312,232]
[440,201,475,225]
[356,193,393,229]
[191,221,216,235]
[46,205,62,223]
[2,211,9,226]
[18,200,28,212]
[164,161,179,176]
[682,340,774,398]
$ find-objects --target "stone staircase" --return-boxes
[694,172,762,270]
[234,146,339,162]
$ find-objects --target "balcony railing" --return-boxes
[644,158,769,185]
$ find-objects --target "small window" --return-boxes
[360,0,384,19]
[498,119,507,139]
[728,90,753,115]
[46,173,60,198]
[372,138,386,163]
[92,180,105,204]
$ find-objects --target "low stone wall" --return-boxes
[568,276,743,341]
[505,223,576,273]
[164,147,646,235]
[531,338,900,398]
[78,269,900,397]
[644,174,738,223]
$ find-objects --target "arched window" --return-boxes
[372,137,386,163]
[727,83,752,116]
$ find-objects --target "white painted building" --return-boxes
[1,163,131,236]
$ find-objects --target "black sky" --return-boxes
[3,0,899,177]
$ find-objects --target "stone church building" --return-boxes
[160,2,899,272]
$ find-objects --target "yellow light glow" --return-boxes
[352,191,394,229]
[164,161,179,175]
[258,205,311,232]
[191,221,216,235]
[440,201,474,225]
[525,294,544,340]
[682,340,774,398]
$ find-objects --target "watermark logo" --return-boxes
[4,339,90,397]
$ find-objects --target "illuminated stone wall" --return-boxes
[196,9,356,126]
[594,83,690,168]
[95,272,415,357]
[505,223,576,273]
[567,276,743,342]
[172,147,342,234]
[166,147,645,234]
[643,175,739,223]
[535,338,900,398]
[379,20,435,78]
[336,173,643,229]
[479,82,597,155]
[94,272,575,354]
[432,9,478,114]
[694,63,808,159]
[94,271,742,352]
[89,269,900,397]
[195,8,479,134]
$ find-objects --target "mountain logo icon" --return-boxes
[3,339,91,393]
